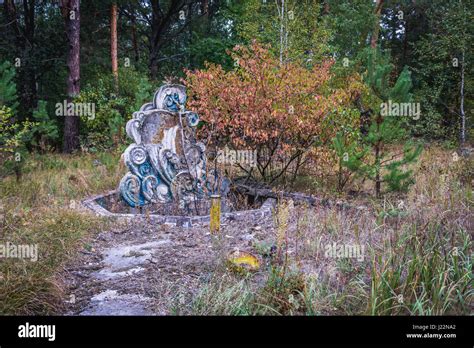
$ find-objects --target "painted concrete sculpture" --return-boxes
[119,84,225,209]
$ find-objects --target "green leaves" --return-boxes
[410,0,473,139]
[389,67,413,103]
[0,106,34,178]
[0,61,19,113]
[77,68,154,150]
[237,0,331,64]
[364,48,413,105]
[332,131,367,191]
[28,101,60,150]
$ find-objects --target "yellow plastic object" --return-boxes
[227,250,260,272]
[210,194,221,234]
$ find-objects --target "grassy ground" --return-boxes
[0,151,124,314]
[171,145,473,315]
[0,145,472,315]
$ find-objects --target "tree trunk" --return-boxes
[371,0,384,198]
[149,0,160,79]
[131,11,139,63]
[370,0,384,49]
[374,118,382,198]
[23,0,37,113]
[322,1,330,15]
[111,1,118,90]
[4,0,38,118]
[147,0,190,79]
[61,0,81,153]
[279,0,285,65]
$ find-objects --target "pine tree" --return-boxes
[340,49,422,197]
[365,49,422,197]
[332,131,367,192]
[0,61,19,113]
[29,101,60,152]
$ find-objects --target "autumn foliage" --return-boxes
[185,42,353,182]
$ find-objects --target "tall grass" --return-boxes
[0,152,122,314]
[364,226,471,315]
[1,146,471,316]
[167,146,472,316]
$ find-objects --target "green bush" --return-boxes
[77,68,153,150]
[0,106,34,179]
[27,100,59,152]
[0,61,19,112]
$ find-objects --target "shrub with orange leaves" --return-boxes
[185,42,354,183]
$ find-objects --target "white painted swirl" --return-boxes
[130,146,147,165]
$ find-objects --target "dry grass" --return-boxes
[172,145,473,315]
[0,145,472,315]
[0,151,124,314]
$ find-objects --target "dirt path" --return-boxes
[63,197,378,316]
[63,216,274,315]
